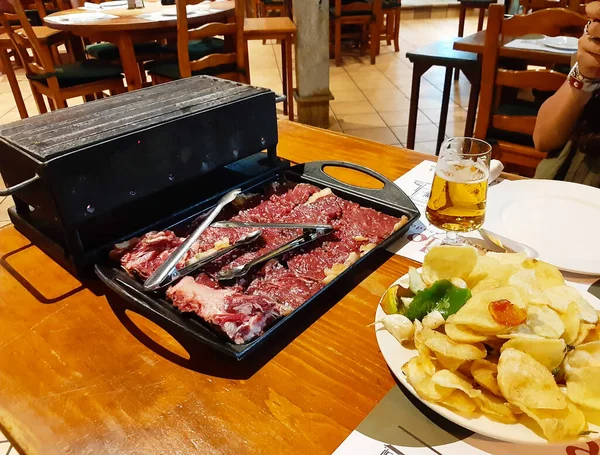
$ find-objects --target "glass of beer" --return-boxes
[425,137,492,244]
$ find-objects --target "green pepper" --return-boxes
[404,280,471,321]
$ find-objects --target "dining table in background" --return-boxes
[453,29,576,65]
[43,0,236,91]
[0,121,437,455]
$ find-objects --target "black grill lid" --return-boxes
[0,76,271,161]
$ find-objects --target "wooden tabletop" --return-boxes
[0,121,431,455]
[454,30,575,65]
[44,0,234,32]
[244,17,296,37]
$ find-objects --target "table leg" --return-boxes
[0,48,28,119]
[285,37,294,121]
[436,66,453,155]
[69,35,86,62]
[407,62,427,150]
[477,7,485,31]
[458,5,466,37]
[117,33,143,91]
[464,67,480,137]
[281,38,288,116]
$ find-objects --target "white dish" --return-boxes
[485,180,600,275]
[542,36,578,51]
[45,12,117,23]
[375,273,600,445]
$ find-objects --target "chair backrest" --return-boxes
[519,0,566,13]
[0,0,59,82]
[332,0,374,16]
[176,0,247,81]
[474,4,586,141]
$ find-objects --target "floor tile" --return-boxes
[0,441,11,455]
[445,121,468,138]
[331,90,367,102]
[346,127,399,145]
[379,109,432,127]
[413,140,439,155]
[336,112,386,130]
[421,105,468,125]
[330,100,376,116]
[391,123,441,144]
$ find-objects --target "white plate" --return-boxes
[485,180,600,275]
[542,36,578,51]
[45,12,117,23]
[375,274,600,445]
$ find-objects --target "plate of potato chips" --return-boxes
[375,245,600,444]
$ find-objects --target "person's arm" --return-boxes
[533,2,600,153]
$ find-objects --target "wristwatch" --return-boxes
[568,62,600,93]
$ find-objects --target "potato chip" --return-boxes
[471,278,501,295]
[444,321,488,344]
[577,298,599,325]
[497,348,567,410]
[475,391,518,424]
[432,369,482,398]
[523,259,565,290]
[573,323,596,346]
[486,251,528,265]
[402,356,451,402]
[500,338,566,371]
[452,287,524,335]
[516,400,586,442]
[508,269,551,306]
[470,359,502,397]
[565,341,600,369]
[584,319,600,343]
[565,365,600,410]
[467,256,520,288]
[507,305,565,339]
[442,390,478,414]
[413,320,436,376]
[561,301,581,345]
[544,286,581,314]
[422,327,487,360]
[436,352,465,371]
[422,245,478,286]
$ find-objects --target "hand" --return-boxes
[579,3,600,79]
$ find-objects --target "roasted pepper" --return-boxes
[404,280,471,321]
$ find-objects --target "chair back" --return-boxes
[0,0,57,81]
[519,0,566,13]
[176,0,247,81]
[474,4,587,175]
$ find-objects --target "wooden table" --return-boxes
[453,30,575,65]
[0,121,431,455]
[44,0,235,91]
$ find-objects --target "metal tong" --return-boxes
[145,230,263,291]
[216,226,333,282]
[211,220,333,230]
[143,188,242,291]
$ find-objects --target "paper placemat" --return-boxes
[504,38,574,54]
[333,385,599,455]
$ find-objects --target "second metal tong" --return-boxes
[216,226,333,282]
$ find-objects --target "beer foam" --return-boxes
[436,158,489,183]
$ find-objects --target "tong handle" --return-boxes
[0,173,39,196]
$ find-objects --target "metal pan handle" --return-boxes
[0,173,40,196]
[298,161,419,217]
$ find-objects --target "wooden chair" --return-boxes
[519,0,566,13]
[379,0,400,52]
[146,0,248,84]
[0,0,126,112]
[330,0,382,67]
[474,4,587,176]
[253,0,288,18]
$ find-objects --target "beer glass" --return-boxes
[425,137,492,244]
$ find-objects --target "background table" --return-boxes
[454,30,575,65]
[44,0,235,90]
[0,121,431,455]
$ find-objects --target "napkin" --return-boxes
[45,12,118,23]
[82,1,125,9]
[488,159,504,183]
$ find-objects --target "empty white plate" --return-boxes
[542,35,578,51]
[485,179,600,275]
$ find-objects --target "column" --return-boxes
[292,0,333,128]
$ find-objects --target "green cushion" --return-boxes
[145,60,237,80]
[160,37,225,61]
[86,41,162,60]
[261,0,284,3]
[27,60,123,88]
[330,0,371,16]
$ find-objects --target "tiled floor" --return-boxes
[0,16,478,450]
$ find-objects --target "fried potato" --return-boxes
[523,259,565,290]
[505,305,565,339]
[444,320,488,344]
[564,342,600,410]
[471,359,502,397]
[413,320,436,376]
[561,301,581,345]
[565,341,600,369]
[421,245,478,286]
[497,348,567,410]
[421,327,487,360]
[471,278,501,295]
[467,256,521,288]
[500,338,566,372]
[508,269,551,306]
[475,391,518,424]
[516,400,586,442]
[452,287,524,335]
[486,251,527,265]
[578,298,599,325]
[436,353,465,371]
[544,285,581,314]
[402,356,451,402]
[573,323,596,346]
[442,390,478,414]
[432,369,482,398]
[584,319,600,343]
